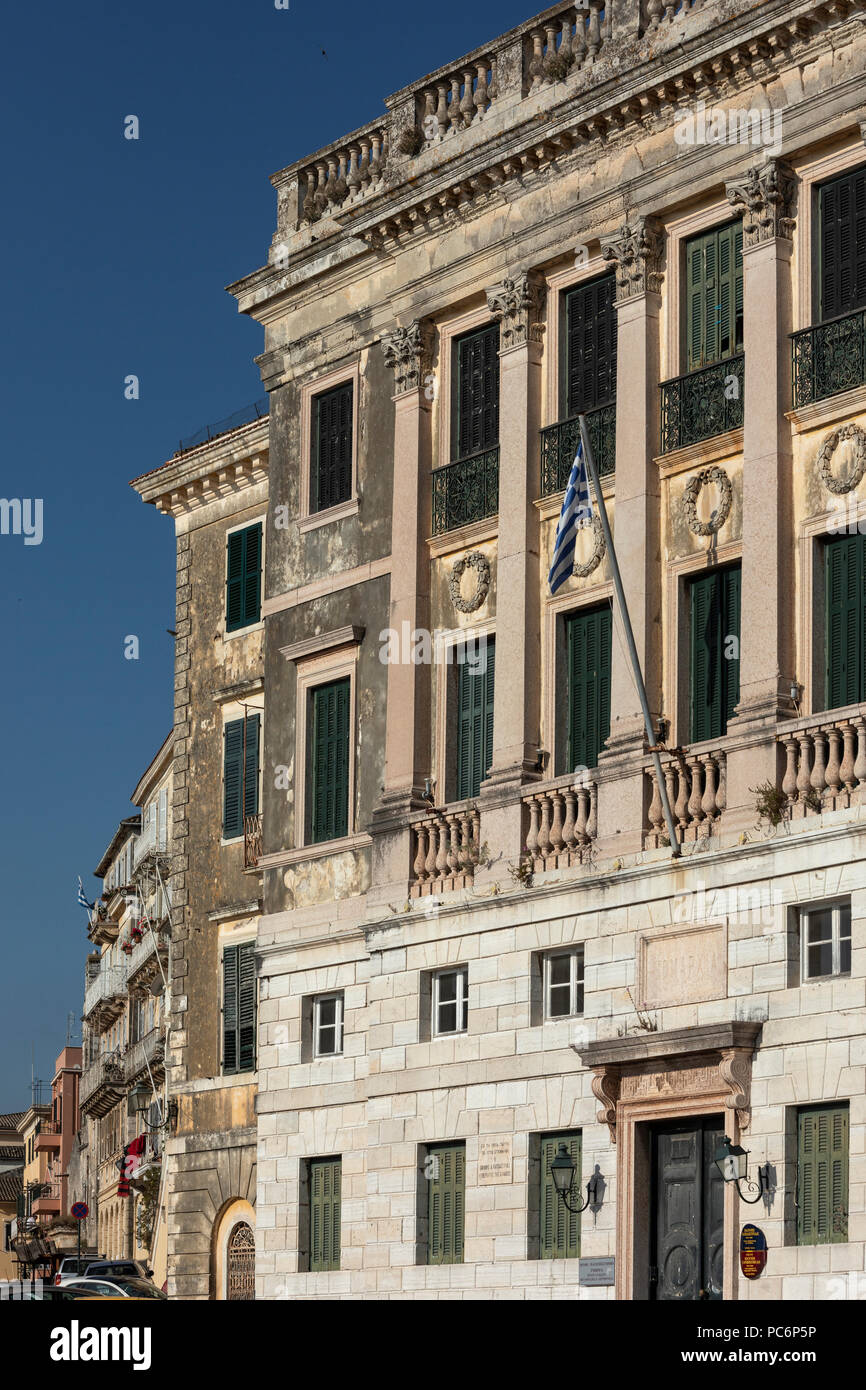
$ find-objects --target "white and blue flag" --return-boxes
[77,877,95,912]
[548,437,594,594]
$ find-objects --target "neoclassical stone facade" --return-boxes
[218,0,866,1299]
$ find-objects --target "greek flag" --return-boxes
[548,437,594,594]
[77,877,95,912]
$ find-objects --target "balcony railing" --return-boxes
[659,355,744,453]
[79,1052,125,1116]
[432,447,499,535]
[83,962,128,1019]
[540,403,616,497]
[791,309,866,409]
[133,818,168,871]
[125,1029,166,1084]
[244,813,263,870]
[522,775,598,870]
[778,708,866,817]
[644,748,727,848]
[410,803,481,895]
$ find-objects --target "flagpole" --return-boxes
[577,415,681,858]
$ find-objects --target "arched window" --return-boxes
[226,1221,255,1300]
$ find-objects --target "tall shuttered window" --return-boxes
[685,222,744,371]
[309,1157,341,1271]
[689,565,741,743]
[453,325,499,460]
[223,715,260,840]
[797,1105,849,1246]
[564,274,617,416]
[456,639,495,801]
[427,1143,465,1266]
[226,523,262,633]
[825,532,866,710]
[223,941,256,1075]
[539,1130,582,1260]
[818,165,866,322]
[312,382,353,513]
[309,679,351,845]
[566,605,612,774]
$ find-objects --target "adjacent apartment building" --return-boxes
[218,0,866,1299]
[132,406,269,1298]
[77,737,173,1278]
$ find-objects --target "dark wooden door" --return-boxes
[650,1118,725,1301]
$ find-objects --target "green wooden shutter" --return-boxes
[237,941,257,1073]
[226,524,262,632]
[798,1106,849,1246]
[223,720,244,838]
[685,222,744,370]
[309,1157,341,1271]
[819,166,866,321]
[455,326,500,459]
[427,1143,465,1265]
[312,383,353,512]
[222,945,239,1073]
[456,638,495,801]
[689,565,741,742]
[825,533,866,709]
[540,1131,581,1260]
[567,604,612,773]
[565,274,618,418]
[244,714,260,819]
[310,679,350,844]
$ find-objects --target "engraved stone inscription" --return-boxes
[638,925,727,1009]
[478,1136,513,1185]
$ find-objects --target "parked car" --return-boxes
[61,1277,167,1300]
[83,1259,153,1282]
[55,1255,101,1285]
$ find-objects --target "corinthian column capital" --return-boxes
[382,320,434,396]
[486,271,546,350]
[601,215,664,301]
[725,158,797,247]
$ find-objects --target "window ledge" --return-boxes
[299,497,359,533]
[258,831,372,869]
[427,515,497,559]
[786,382,866,435]
[654,427,743,476]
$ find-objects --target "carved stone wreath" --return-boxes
[449,551,491,613]
[817,423,866,496]
[682,466,733,538]
[572,515,606,578]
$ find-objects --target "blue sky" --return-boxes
[0,0,534,1109]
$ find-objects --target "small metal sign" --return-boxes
[740,1223,767,1279]
[71,1202,89,1221]
[579,1257,615,1287]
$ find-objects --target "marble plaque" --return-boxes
[478,1136,512,1185]
[638,924,726,1009]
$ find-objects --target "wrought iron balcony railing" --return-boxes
[125,1029,166,1083]
[659,354,744,453]
[83,962,128,1019]
[791,309,866,409]
[79,1051,125,1116]
[432,446,499,535]
[540,403,616,497]
[244,813,263,869]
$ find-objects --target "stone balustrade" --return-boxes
[417,58,496,142]
[645,749,726,847]
[778,709,866,817]
[641,0,701,30]
[524,3,610,93]
[300,126,389,222]
[523,775,598,869]
[410,804,481,895]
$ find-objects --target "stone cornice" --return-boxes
[131,416,269,517]
[577,1021,762,1069]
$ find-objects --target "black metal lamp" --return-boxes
[550,1143,601,1214]
[714,1136,769,1204]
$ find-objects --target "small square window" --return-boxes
[800,902,851,982]
[432,968,468,1036]
[313,993,344,1058]
[544,948,584,1020]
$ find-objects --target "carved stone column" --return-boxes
[476,273,545,874]
[594,216,664,855]
[723,160,797,815]
[368,321,434,904]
